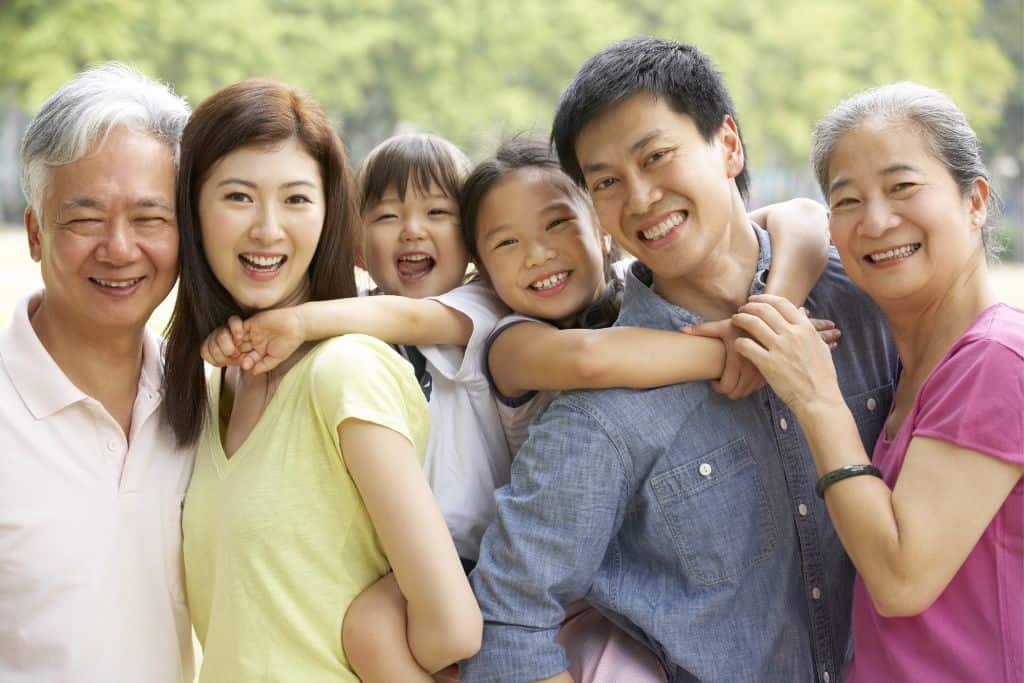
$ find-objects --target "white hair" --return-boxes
[19,62,190,221]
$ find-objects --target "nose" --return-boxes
[249,204,286,243]
[523,235,556,269]
[399,216,428,242]
[860,198,899,238]
[96,217,139,265]
[625,172,663,217]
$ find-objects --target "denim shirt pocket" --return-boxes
[845,383,894,452]
[651,438,778,586]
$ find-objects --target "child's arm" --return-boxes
[201,295,473,374]
[749,198,830,304]
[488,321,727,399]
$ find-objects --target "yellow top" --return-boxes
[184,335,428,682]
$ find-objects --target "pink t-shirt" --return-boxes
[847,303,1024,682]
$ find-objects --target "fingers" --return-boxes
[747,294,806,324]
[227,315,245,346]
[730,311,779,348]
[682,318,733,338]
[733,336,771,368]
[728,361,767,400]
[736,300,792,334]
[201,326,240,367]
[809,317,836,331]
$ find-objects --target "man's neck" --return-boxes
[30,296,146,435]
[651,203,760,321]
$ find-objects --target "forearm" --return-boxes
[296,296,471,347]
[578,327,726,388]
[758,198,829,305]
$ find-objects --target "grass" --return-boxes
[3,226,1023,331]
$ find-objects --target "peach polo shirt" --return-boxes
[0,292,195,683]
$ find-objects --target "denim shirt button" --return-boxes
[698,463,712,477]
[779,417,789,431]
[811,586,822,600]
[797,503,808,517]
[866,397,878,411]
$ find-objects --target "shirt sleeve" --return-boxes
[309,334,429,461]
[913,339,1024,466]
[419,282,507,381]
[461,397,629,682]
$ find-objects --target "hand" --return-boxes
[684,318,766,400]
[730,294,845,415]
[201,315,250,368]
[809,316,842,350]
[238,307,307,374]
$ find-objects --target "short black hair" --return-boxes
[551,36,750,199]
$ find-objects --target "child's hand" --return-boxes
[809,316,842,350]
[201,316,249,368]
[238,307,306,374]
[683,318,766,400]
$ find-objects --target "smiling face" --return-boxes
[474,169,606,326]
[361,181,468,298]
[826,117,987,307]
[574,92,746,286]
[27,126,178,335]
[198,138,325,312]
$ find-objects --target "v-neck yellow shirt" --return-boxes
[184,335,428,682]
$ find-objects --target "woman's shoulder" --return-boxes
[955,303,1024,361]
[306,334,415,386]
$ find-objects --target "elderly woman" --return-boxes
[732,83,1023,681]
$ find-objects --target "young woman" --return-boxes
[161,79,480,682]
[731,83,1023,682]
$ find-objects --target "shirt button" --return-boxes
[811,587,822,600]
[823,672,831,683]
[798,503,808,517]
[866,397,877,412]
[780,417,789,431]
[698,463,712,477]
[106,439,118,452]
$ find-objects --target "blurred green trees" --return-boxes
[1,0,1016,166]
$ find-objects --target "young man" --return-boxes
[462,38,899,682]
[0,64,193,682]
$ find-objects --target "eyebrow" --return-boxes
[216,178,319,190]
[581,129,664,175]
[60,196,172,211]
[829,163,923,195]
[479,200,575,241]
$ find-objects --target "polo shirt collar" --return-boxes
[0,291,164,419]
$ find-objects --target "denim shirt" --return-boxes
[462,226,899,683]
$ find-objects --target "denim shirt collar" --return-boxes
[619,222,772,329]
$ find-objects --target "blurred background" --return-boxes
[1,0,1021,327]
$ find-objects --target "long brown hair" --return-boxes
[163,79,357,447]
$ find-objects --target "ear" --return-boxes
[717,115,745,181]
[25,207,43,263]
[968,176,990,230]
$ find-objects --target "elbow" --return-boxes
[411,599,483,671]
[868,578,940,618]
[571,334,609,387]
[443,609,483,664]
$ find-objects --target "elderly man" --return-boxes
[0,64,193,682]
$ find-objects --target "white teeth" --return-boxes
[240,254,285,269]
[399,254,431,262]
[93,277,142,288]
[530,272,569,290]
[868,244,920,263]
[641,213,684,241]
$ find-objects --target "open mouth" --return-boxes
[529,270,570,292]
[90,276,144,290]
[639,211,686,242]
[397,253,436,280]
[865,243,920,264]
[239,253,286,273]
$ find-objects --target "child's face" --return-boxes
[361,181,469,298]
[475,169,607,326]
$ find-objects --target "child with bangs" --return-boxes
[202,135,838,681]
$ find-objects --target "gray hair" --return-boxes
[811,81,1000,257]
[20,62,190,221]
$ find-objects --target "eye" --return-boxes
[591,177,618,193]
[373,212,398,223]
[225,191,252,203]
[136,216,167,225]
[285,194,313,205]
[644,148,671,166]
[891,182,916,194]
[547,216,572,230]
[830,196,859,210]
[428,207,453,218]
[493,238,517,250]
